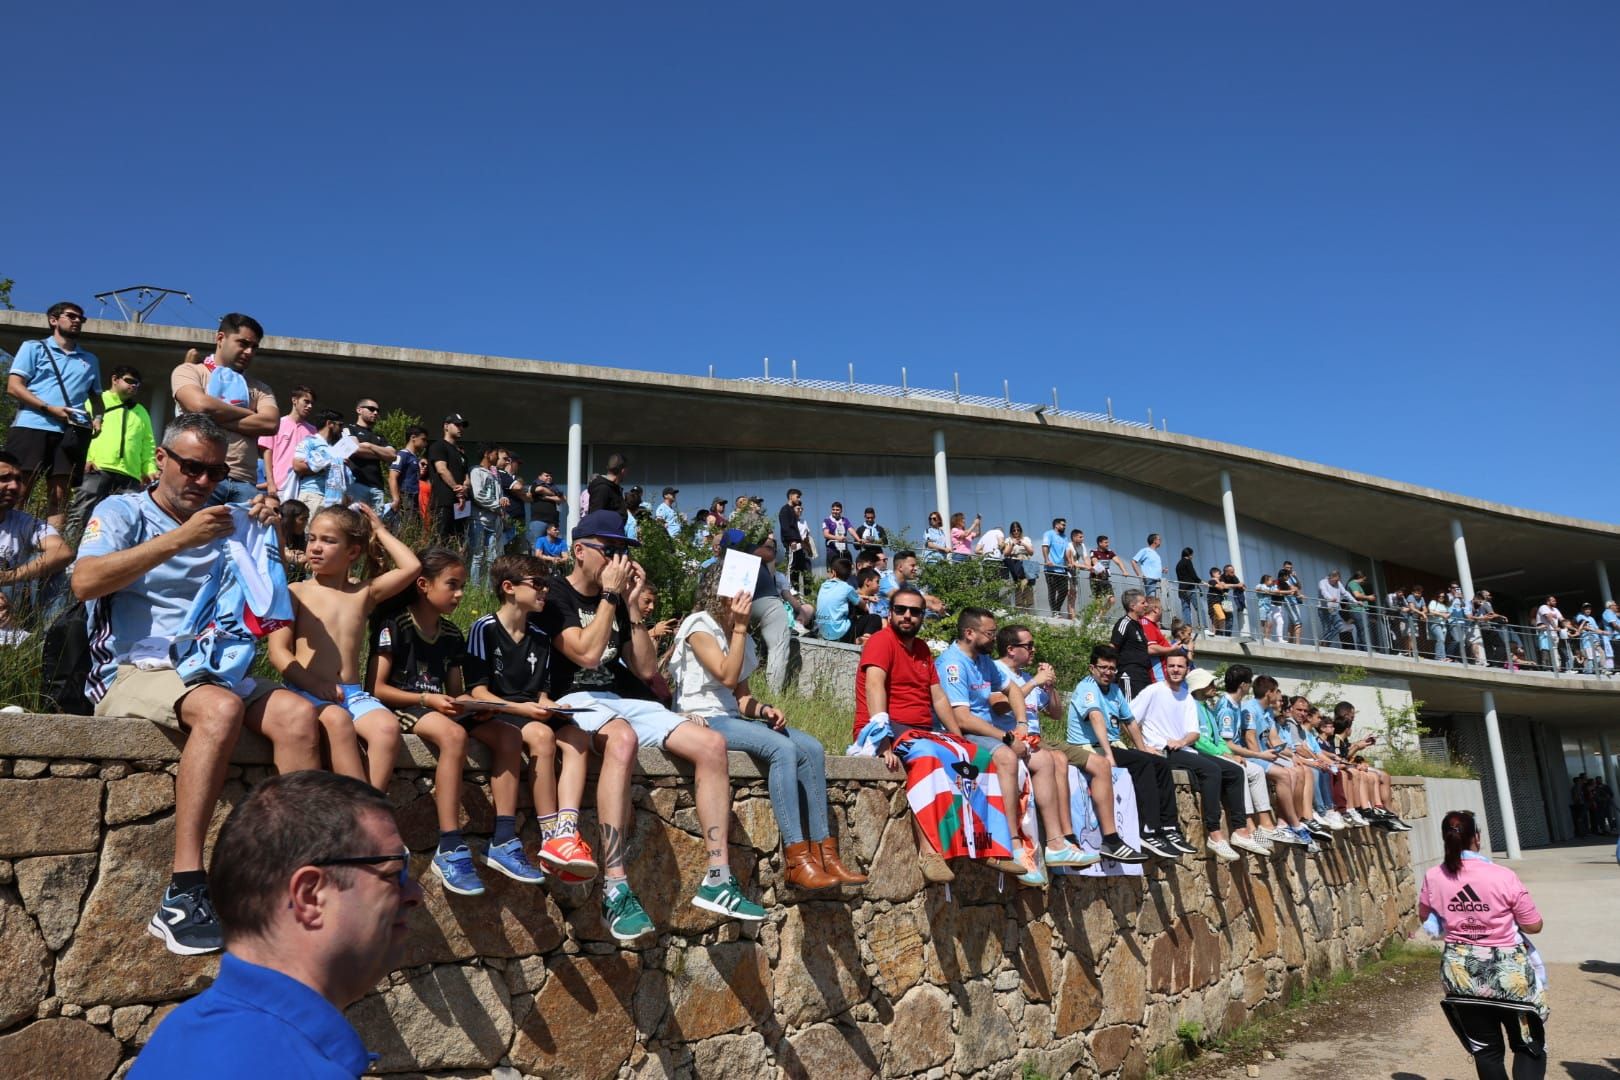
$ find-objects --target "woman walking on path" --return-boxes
[1417,809,1548,1080]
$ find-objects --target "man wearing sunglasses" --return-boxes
[537,509,764,939]
[66,366,158,540]
[132,771,422,1078]
[342,398,397,514]
[3,300,103,530]
[75,413,322,956]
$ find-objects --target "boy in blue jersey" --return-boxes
[937,610,1096,882]
[1058,644,1189,861]
[1214,666,1298,847]
[1237,676,1317,853]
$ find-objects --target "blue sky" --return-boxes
[6,3,1617,521]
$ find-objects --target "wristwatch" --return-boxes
[1002,732,1015,747]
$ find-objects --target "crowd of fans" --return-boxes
[0,300,1509,962]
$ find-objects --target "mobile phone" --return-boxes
[1366,735,1377,744]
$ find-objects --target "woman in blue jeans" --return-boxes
[670,567,867,893]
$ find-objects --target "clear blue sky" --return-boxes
[7,4,1617,521]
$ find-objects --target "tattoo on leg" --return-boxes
[598,822,627,873]
[706,824,723,861]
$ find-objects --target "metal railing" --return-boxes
[733,373,1156,429]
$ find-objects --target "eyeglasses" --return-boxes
[56,312,85,322]
[892,603,925,616]
[164,450,231,483]
[312,849,412,889]
[1091,665,1118,675]
[1009,640,1035,651]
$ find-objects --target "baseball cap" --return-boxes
[1185,669,1216,693]
[443,413,469,426]
[572,509,639,547]
[662,486,679,497]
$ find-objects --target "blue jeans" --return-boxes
[468,515,503,586]
[1431,623,1448,660]
[1314,768,1334,813]
[706,715,829,846]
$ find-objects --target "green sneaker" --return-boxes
[602,886,655,943]
[692,874,767,921]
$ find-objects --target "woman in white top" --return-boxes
[671,567,866,893]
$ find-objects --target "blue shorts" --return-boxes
[293,683,390,722]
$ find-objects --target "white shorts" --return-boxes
[559,690,690,749]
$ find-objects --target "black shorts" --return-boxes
[5,426,88,481]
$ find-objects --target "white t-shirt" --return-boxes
[1130,680,1198,750]
[671,611,756,718]
[0,510,56,576]
[1536,604,1562,629]
[976,528,1006,555]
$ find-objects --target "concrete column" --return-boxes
[1219,470,1250,637]
[931,429,950,534]
[1600,730,1618,793]
[565,396,582,540]
[1481,690,1521,859]
[1597,561,1614,608]
[1450,518,1475,599]
[147,382,169,436]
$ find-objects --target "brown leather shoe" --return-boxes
[815,836,868,885]
[784,841,839,890]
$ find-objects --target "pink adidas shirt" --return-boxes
[1419,858,1541,948]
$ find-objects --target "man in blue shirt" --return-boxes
[1040,517,1070,617]
[936,610,1093,881]
[1060,643,1187,860]
[1214,665,1299,847]
[133,771,423,1079]
[4,300,103,529]
[815,558,862,642]
[75,413,322,954]
[654,486,683,536]
[533,520,569,568]
[1133,533,1164,598]
[1237,675,1317,852]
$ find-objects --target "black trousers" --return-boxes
[1112,747,1178,832]
[1045,570,1070,611]
[1441,999,1546,1080]
[1165,748,1246,833]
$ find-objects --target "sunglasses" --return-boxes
[892,603,925,616]
[579,541,630,557]
[164,450,230,483]
[1009,640,1035,651]
[517,577,549,590]
[312,849,412,889]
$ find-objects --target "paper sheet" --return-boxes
[717,548,761,598]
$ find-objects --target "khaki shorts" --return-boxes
[1045,737,1095,769]
[94,665,279,728]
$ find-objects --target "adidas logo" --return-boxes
[1446,884,1490,913]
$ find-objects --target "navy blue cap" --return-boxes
[573,509,639,547]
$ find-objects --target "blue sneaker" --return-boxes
[485,838,546,884]
[148,884,224,956]
[431,846,486,896]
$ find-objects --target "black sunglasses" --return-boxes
[579,541,630,557]
[312,849,412,889]
[892,603,925,616]
[164,449,230,483]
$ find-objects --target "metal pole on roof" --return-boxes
[1003,379,1011,404]
[763,356,770,379]
[1161,418,1168,432]
[1052,388,1060,410]
[708,364,714,379]
[848,363,854,388]
[953,372,960,401]
[1106,397,1114,420]
[901,367,908,395]
[791,358,798,384]
[1147,407,1154,428]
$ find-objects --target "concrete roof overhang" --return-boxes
[5,311,1617,603]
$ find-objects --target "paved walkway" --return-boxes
[1206,839,1620,1080]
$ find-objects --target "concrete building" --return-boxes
[4,309,1618,853]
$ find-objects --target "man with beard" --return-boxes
[171,313,280,506]
[4,300,103,528]
[131,772,423,1078]
[75,413,322,955]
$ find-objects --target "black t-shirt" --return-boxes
[530,482,561,525]
[587,474,625,519]
[535,576,651,699]
[376,612,465,695]
[426,439,468,508]
[464,615,552,702]
[1111,614,1152,690]
[1175,557,1200,588]
[344,424,393,489]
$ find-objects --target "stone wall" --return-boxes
[0,714,1427,1080]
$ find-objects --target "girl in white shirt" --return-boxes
[670,567,867,893]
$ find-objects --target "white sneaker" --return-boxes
[1207,839,1242,862]
[1344,809,1370,828]
[1321,813,1348,832]
[1230,833,1269,857]
[1266,826,1305,846]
